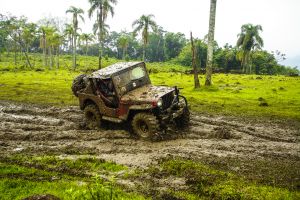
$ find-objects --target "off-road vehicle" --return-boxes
[72,62,189,139]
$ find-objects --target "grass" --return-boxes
[0,53,299,199]
[1,52,300,121]
[145,158,300,200]
[151,72,300,120]
[0,68,299,120]
[0,155,144,200]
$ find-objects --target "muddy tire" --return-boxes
[84,104,102,129]
[71,74,87,97]
[132,113,159,139]
[174,107,190,129]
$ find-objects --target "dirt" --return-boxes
[0,101,299,189]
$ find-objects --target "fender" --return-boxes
[118,103,153,120]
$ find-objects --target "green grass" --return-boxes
[0,155,144,200]
[147,158,300,200]
[0,69,299,120]
[151,73,300,120]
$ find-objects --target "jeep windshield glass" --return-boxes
[113,64,147,95]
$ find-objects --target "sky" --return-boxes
[1,0,299,67]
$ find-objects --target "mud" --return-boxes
[0,101,299,188]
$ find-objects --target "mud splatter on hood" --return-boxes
[120,84,174,102]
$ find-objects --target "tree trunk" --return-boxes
[142,43,146,61]
[122,47,126,60]
[205,0,217,86]
[190,32,200,89]
[56,46,60,69]
[98,6,103,69]
[85,41,88,68]
[98,38,102,69]
[49,46,53,69]
[14,42,17,66]
[73,33,77,70]
[43,36,47,67]
[23,49,32,68]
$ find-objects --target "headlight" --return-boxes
[157,98,163,107]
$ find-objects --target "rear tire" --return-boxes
[72,74,87,97]
[132,113,159,139]
[174,107,190,129]
[84,104,102,129]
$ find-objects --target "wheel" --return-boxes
[84,104,102,129]
[71,74,87,97]
[174,107,190,129]
[132,113,159,139]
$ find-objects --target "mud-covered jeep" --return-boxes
[72,62,189,139]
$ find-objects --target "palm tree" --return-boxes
[80,33,94,67]
[39,26,52,67]
[205,0,217,86]
[88,0,118,69]
[64,24,74,53]
[118,35,129,60]
[66,6,84,70]
[45,27,56,69]
[132,14,157,61]
[236,24,264,74]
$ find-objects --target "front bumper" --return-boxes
[159,96,188,123]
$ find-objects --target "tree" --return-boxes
[80,33,94,67]
[0,14,10,61]
[132,14,157,61]
[164,32,187,60]
[88,0,118,69]
[117,34,129,60]
[236,24,264,74]
[39,26,48,66]
[64,24,74,53]
[22,22,37,54]
[205,0,217,86]
[7,16,33,68]
[66,6,84,70]
[190,32,200,88]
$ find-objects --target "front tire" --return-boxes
[132,113,159,139]
[84,104,102,129]
[174,107,190,129]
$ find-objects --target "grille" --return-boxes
[162,92,175,110]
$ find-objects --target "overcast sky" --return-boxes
[1,0,299,67]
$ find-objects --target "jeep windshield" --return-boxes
[113,63,150,96]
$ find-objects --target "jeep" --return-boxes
[72,62,189,139]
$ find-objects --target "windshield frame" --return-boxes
[112,63,150,97]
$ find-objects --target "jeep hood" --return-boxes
[120,84,174,103]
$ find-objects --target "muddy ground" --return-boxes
[0,101,299,190]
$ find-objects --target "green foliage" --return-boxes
[174,39,207,68]
[0,13,298,74]
[164,32,187,60]
[155,158,300,200]
[0,156,143,200]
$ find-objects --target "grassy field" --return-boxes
[1,54,300,199]
[0,62,299,120]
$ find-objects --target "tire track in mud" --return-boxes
[0,101,299,168]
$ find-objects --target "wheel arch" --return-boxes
[81,98,96,110]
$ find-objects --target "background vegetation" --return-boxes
[0,13,299,76]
